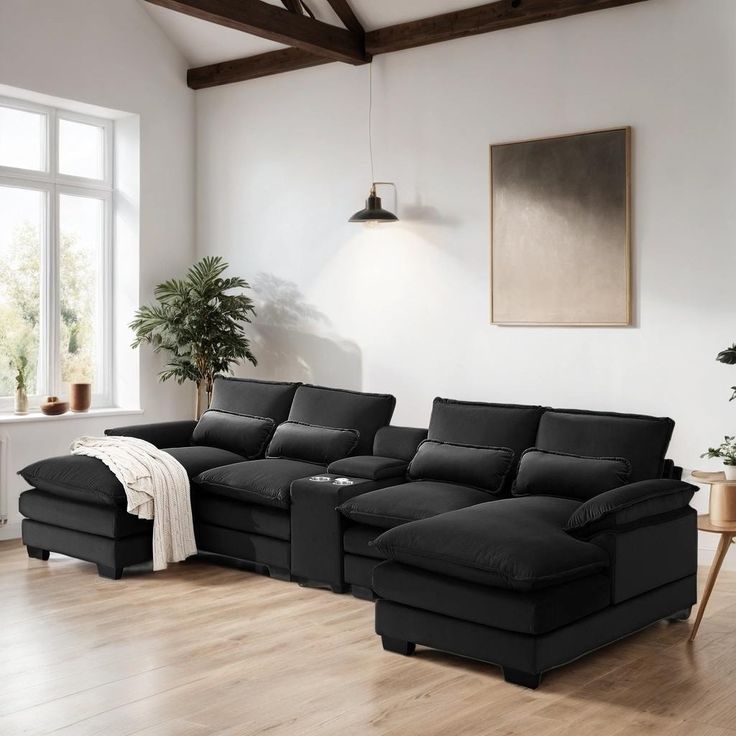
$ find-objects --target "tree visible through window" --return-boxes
[0,97,112,410]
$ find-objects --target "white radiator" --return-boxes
[0,434,8,526]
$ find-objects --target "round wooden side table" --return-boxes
[689,471,736,641]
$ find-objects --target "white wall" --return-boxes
[0,0,196,537]
[196,0,736,561]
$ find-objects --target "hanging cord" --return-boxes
[368,62,375,185]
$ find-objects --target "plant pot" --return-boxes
[70,382,92,413]
[724,464,736,481]
[14,388,28,415]
[14,389,28,415]
[41,398,70,416]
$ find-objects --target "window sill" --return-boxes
[0,407,143,425]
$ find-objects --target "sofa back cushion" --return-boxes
[266,420,359,465]
[408,440,514,495]
[373,426,428,461]
[192,409,274,459]
[535,409,674,483]
[427,398,544,460]
[512,448,631,501]
[287,384,396,455]
[209,377,300,424]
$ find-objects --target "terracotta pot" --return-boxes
[70,382,92,413]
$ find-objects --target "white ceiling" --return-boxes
[141,0,485,67]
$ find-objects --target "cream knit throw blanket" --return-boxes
[71,436,197,571]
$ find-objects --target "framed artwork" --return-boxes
[490,127,631,326]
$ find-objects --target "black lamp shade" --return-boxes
[349,192,398,223]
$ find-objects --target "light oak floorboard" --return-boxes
[1,540,735,736]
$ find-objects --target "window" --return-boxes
[0,97,113,411]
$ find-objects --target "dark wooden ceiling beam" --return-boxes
[325,0,364,37]
[188,47,332,89]
[280,0,316,19]
[145,0,368,64]
[184,0,649,89]
[280,0,303,14]
[366,0,648,55]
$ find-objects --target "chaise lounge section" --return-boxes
[18,376,301,578]
[369,407,697,688]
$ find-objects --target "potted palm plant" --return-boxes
[130,256,257,418]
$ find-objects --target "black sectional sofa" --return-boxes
[17,378,698,688]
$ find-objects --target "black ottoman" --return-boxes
[18,455,153,579]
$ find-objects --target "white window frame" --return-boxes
[0,96,114,411]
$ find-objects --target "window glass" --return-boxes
[0,185,43,397]
[58,118,104,180]
[59,193,104,387]
[0,106,45,171]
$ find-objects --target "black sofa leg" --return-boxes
[97,564,123,580]
[667,607,692,622]
[382,636,416,656]
[27,546,50,561]
[267,566,292,583]
[351,585,376,601]
[503,667,541,689]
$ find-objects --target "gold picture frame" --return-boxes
[490,127,632,326]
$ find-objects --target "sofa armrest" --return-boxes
[327,455,408,481]
[105,420,197,449]
[662,459,683,480]
[565,479,698,538]
[290,474,403,591]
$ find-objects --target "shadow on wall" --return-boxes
[233,273,362,389]
[401,194,461,227]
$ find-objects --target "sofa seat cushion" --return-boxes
[162,446,246,477]
[19,447,245,508]
[344,523,383,559]
[338,481,491,530]
[373,497,609,592]
[193,494,290,541]
[194,458,325,510]
[373,561,611,635]
[19,488,152,538]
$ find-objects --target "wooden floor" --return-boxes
[1,541,736,736]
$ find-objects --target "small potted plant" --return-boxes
[701,436,736,480]
[11,354,29,415]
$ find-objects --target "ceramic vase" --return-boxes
[70,382,92,413]
[14,388,28,415]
